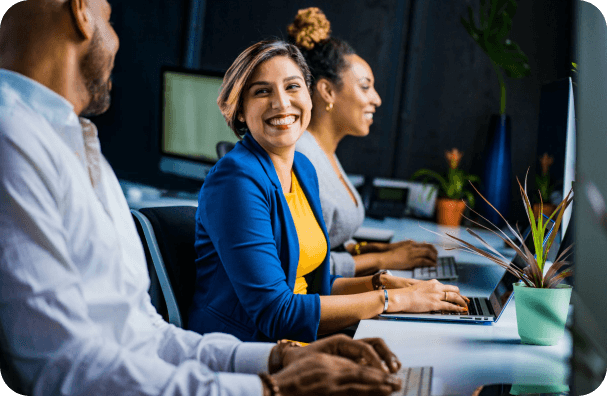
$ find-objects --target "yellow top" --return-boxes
[284,171,328,294]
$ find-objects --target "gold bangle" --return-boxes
[353,241,367,255]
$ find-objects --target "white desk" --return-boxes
[362,216,515,253]
[356,217,572,396]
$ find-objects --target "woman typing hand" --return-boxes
[346,240,439,273]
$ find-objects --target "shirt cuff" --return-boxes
[216,372,265,396]
[330,251,356,278]
[233,342,274,374]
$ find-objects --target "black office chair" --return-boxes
[131,206,198,328]
[216,141,236,159]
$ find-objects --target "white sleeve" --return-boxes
[0,134,268,396]
[145,301,274,374]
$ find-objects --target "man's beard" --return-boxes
[80,28,113,117]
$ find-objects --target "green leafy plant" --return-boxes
[535,153,554,203]
[461,0,531,114]
[438,172,573,289]
[412,149,481,207]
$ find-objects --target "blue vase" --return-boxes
[480,114,511,225]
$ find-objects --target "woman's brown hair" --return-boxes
[218,39,312,138]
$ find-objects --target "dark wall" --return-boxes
[199,0,413,178]
[94,0,203,192]
[391,0,572,222]
[96,0,573,221]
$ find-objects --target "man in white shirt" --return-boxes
[0,1,403,395]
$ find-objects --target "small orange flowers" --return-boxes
[445,148,463,170]
[539,153,554,175]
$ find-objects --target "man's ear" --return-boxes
[315,78,336,104]
[70,0,94,40]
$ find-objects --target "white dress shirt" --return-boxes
[0,69,273,396]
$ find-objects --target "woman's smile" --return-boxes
[266,114,299,129]
[241,55,312,155]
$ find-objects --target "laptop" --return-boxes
[411,212,554,282]
[380,216,556,324]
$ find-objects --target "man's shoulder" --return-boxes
[0,94,51,143]
[0,98,64,180]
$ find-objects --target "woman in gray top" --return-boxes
[291,8,439,277]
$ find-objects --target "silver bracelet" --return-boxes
[383,289,389,313]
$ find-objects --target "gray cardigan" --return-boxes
[295,131,365,277]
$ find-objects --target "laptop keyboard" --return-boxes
[392,366,432,396]
[413,256,457,280]
[431,297,483,316]
[466,297,482,316]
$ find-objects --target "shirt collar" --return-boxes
[0,69,80,129]
[0,69,87,162]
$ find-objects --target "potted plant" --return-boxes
[439,174,573,346]
[461,0,531,225]
[412,149,480,227]
[534,153,557,218]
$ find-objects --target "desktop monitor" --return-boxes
[535,77,576,236]
[159,67,239,181]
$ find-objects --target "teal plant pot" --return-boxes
[509,383,569,395]
[513,283,572,346]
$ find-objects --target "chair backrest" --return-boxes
[216,141,236,159]
[132,206,198,328]
[131,211,169,321]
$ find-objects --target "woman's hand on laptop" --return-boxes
[386,279,470,313]
[380,273,422,288]
[378,240,438,270]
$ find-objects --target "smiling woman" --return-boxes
[188,39,468,343]
[239,56,312,181]
[290,7,441,278]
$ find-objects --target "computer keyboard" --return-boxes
[392,366,432,396]
[413,256,458,280]
[430,296,482,316]
[467,297,482,316]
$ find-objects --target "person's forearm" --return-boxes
[353,252,385,276]
[318,291,385,334]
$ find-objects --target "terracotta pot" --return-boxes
[436,198,466,226]
[532,203,557,219]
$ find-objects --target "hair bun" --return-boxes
[287,7,331,50]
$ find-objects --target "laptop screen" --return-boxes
[489,215,556,317]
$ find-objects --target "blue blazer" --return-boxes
[188,134,339,342]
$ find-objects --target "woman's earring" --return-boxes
[238,115,245,122]
[325,102,334,112]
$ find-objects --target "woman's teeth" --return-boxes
[269,116,296,126]
[364,113,374,120]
